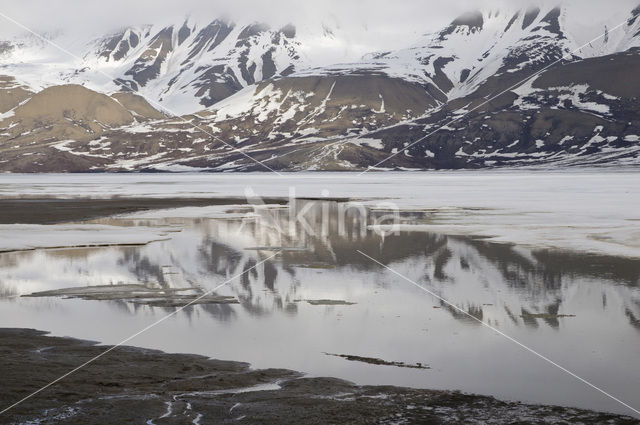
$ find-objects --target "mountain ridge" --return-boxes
[1,3,640,172]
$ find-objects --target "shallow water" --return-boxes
[0,200,639,417]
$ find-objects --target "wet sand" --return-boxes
[0,329,637,424]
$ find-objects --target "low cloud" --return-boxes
[0,0,637,54]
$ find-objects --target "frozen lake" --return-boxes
[0,171,639,418]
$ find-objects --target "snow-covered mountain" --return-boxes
[0,16,363,114]
[3,22,287,114]
[331,6,640,98]
[1,3,640,172]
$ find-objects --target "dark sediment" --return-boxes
[0,197,287,225]
[305,299,356,306]
[323,352,430,369]
[22,285,239,307]
[0,329,637,424]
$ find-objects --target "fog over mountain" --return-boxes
[1,0,638,56]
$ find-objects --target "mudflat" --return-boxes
[0,329,636,424]
[0,197,285,225]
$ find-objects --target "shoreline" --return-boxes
[0,328,636,424]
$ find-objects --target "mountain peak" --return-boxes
[451,10,484,30]
[439,10,484,40]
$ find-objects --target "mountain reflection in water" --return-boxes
[0,200,639,416]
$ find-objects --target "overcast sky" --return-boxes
[0,0,637,54]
